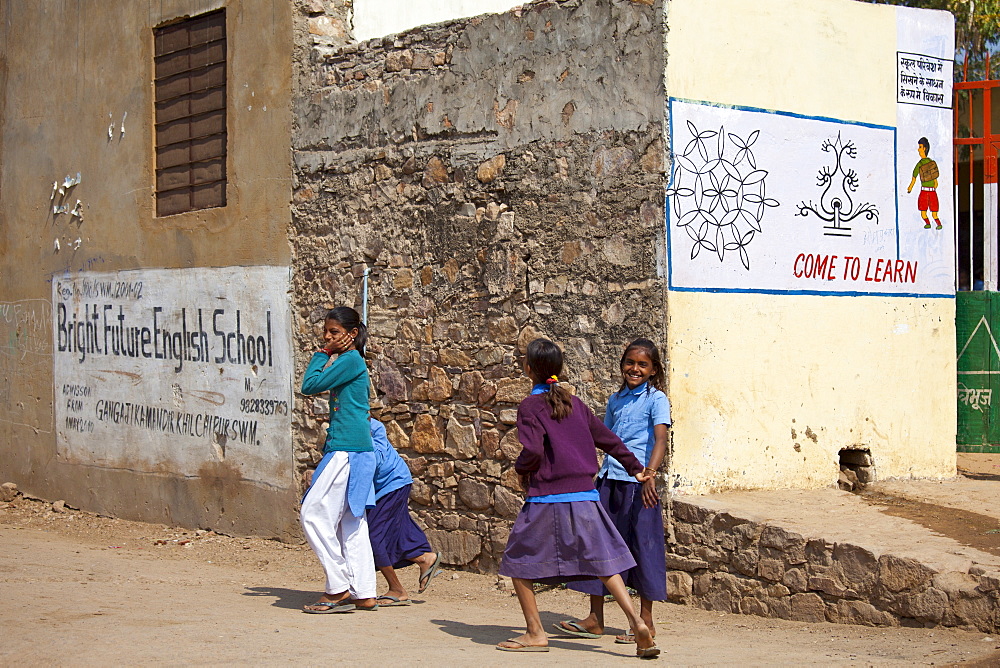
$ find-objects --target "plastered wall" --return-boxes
[0,1,298,538]
[665,0,957,492]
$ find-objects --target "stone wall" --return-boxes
[290,0,667,571]
[669,499,1000,633]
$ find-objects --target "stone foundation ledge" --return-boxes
[667,499,1000,632]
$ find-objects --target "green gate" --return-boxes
[957,291,1000,450]
[954,68,1000,451]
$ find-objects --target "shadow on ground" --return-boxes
[243,586,430,610]
[860,490,1000,558]
[243,586,318,610]
[958,470,1000,483]
[431,610,631,657]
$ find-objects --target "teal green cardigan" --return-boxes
[301,349,373,453]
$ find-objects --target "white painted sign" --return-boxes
[897,51,951,108]
[666,7,954,298]
[667,101,907,294]
[52,267,293,487]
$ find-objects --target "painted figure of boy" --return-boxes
[906,137,942,230]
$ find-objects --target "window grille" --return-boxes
[153,9,227,217]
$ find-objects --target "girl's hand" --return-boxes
[325,331,353,353]
[641,476,659,508]
[518,472,532,492]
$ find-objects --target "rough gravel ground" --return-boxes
[2,494,999,666]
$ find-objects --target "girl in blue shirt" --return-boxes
[367,417,441,605]
[556,338,671,646]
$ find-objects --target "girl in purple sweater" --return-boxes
[496,338,659,659]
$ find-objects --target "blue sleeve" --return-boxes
[651,390,671,426]
[371,419,389,469]
[604,394,615,429]
[301,350,365,396]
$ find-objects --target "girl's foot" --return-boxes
[381,588,410,601]
[615,623,656,644]
[376,594,412,607]
[417,552,442,593]
[632,622,659,659]
[302,593,349,612]
[496,633,548,652]
[351,597,378,611]
[553,619,603,638]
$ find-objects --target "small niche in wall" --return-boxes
[838,447,874,492]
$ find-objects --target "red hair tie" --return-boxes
[546,375,558,384]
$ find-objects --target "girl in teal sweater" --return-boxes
[300,306,378,613]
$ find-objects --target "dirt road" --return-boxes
[2,495,999,666]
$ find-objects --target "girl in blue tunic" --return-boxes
[299,307,378,613]
[555,338,671,645]
[367,417,441,605]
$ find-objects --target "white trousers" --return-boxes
[300,451,376,598]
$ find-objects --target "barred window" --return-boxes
[153,9,227,217]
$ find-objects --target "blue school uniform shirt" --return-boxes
[370,418,412,501]
[598,382,671,482]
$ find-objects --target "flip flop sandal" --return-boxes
[352,602,379,612]
[618,631,658,644]
[552,620,601,639]
[377,595,412,607]
[302,600,356,614]
[418,552,442,593]
[496,639,549,652]
[636,645,661,659]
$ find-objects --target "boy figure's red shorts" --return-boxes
[918,188,939,212]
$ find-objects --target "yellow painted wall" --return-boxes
[665,0,957,491]
[666,0,896,125]
[668,292,956,491]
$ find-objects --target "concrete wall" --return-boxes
[292,0,667,570]
[665,0,957,492]
[0,1,298,539]
[0,0,958,556]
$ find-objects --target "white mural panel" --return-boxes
[896,6,955,291]
[666,7,954,298]
[52,267,293,487]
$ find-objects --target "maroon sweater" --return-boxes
[514,394,643,496]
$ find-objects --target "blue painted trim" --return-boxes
[667,97,895,131]
[665,285,954,299]
[893,127,900,258]
[666,98,676,289]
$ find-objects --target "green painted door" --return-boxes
[957,291,1000,450]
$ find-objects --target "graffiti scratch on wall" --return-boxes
[0,299,53,432]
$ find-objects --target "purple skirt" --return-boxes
[567,477,667,600]
[368,485,432,569]
[498,499,637,584]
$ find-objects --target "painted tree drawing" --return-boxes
[795,132,879,237]
[667,120,779,270]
